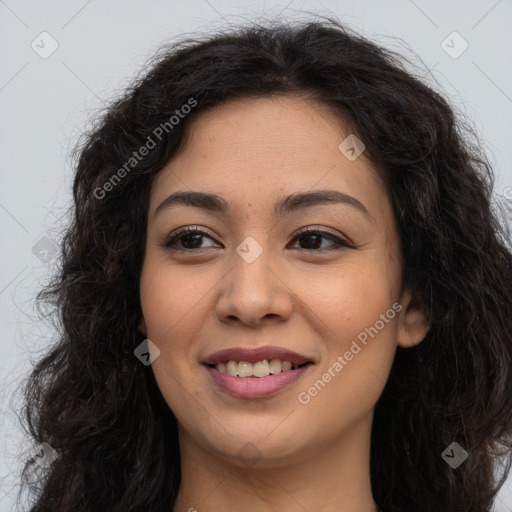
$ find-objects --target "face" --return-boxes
[139,95,427,469]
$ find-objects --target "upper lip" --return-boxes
[202,345,316,365]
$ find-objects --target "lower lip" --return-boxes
[204,364,313,399]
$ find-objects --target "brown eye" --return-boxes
[288,228,352,252]
[162,226,354,253]
[164,227,220,252]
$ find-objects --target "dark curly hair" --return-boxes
[19,16,512,512]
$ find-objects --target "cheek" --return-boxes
[294,255,398,406]
[139,256,209,349]
[296,295,398,433]
[300,256,397,339]
[139,259,206,419]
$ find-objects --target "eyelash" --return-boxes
[162,225,355,253]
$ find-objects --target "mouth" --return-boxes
[201,346,316,399]
[205,359,313,377]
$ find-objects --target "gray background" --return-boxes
[1,0,511,510]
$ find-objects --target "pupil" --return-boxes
[300,234,321,249]
[182,234,202,249]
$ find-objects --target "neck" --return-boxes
[172,412,379,512]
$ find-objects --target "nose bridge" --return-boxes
[215,233,293,326]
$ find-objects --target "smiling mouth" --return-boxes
[206,359,313,378]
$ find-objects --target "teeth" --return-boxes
[215,359,303,377]
[253,360,269,377]
[281,361,292,372]
[226,360,238,376]
[269,359,282,374]
[237,361,253,377]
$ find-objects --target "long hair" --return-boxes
[20,17,512,512]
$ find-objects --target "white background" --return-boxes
[1,1,511,510]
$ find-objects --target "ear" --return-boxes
[396,289,429,348]
[137,316,147,337]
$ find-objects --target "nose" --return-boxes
[215,244,294,328]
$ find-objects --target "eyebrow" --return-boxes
[153,189,371,219]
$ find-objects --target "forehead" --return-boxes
[149,95,391,223]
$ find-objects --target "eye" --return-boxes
[163,226,220,252]
[162,225,354,253]
[288,226,353,252]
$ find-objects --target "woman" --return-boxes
[20,17,512,512]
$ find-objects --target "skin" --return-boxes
[138,95,428,512]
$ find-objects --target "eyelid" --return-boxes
[292,225,355,246]
[163,225,218,245]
